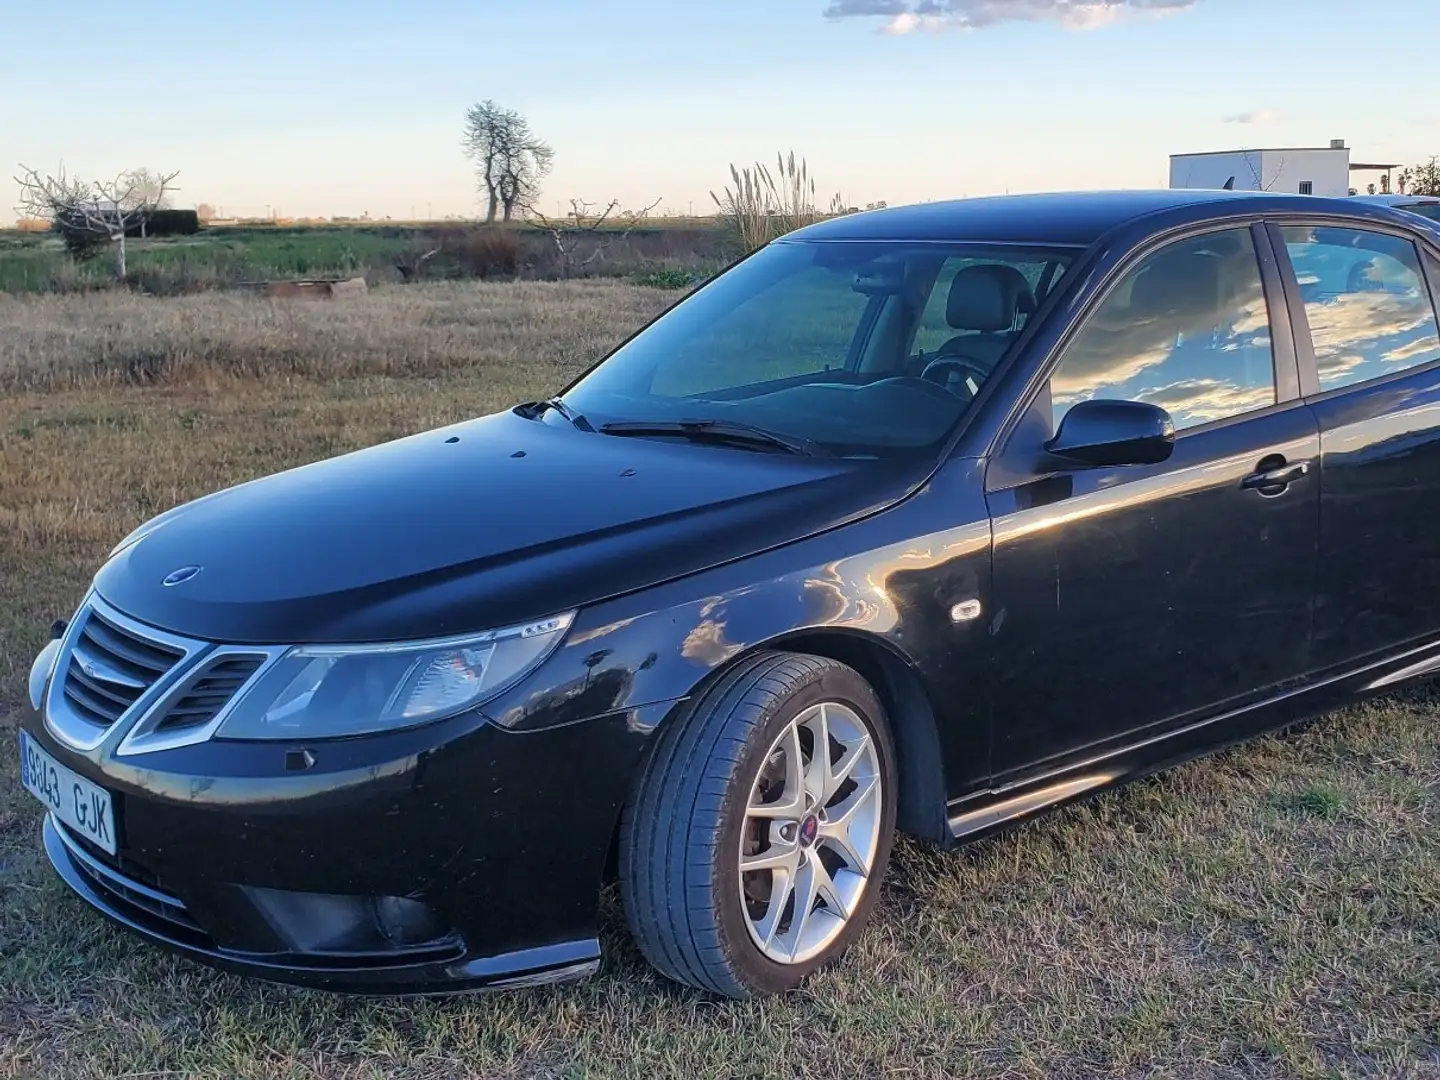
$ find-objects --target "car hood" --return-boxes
[94,408,930,643]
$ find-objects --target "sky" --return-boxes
[3,0,1437,221]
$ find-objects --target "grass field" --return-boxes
[0,281,1437,1079]
[0,223,727,296]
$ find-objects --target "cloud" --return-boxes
[1221,108,1281,124]
[823,0,1200,33]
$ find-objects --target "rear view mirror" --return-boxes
[1046,399,1175,468]
[851,261,906,296]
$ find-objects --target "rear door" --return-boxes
[1271,220,1440,669]
[983,223,1320,783]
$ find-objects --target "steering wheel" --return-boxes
[920,355,993,399]
[873,374,966,405]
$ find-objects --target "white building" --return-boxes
[1169,140,1399,197]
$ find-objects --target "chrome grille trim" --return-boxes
[115,643,288,756]
[44,592,208,752]
[53,818,205,936]
[43,592,287,757]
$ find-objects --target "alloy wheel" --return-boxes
[738,700,883,965]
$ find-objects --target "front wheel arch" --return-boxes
[603,632,950,885]
[767,631,949,843]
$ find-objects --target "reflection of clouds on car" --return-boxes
[1308,290,1438,385]
[1050,228,1276,430]
[1135,377,1275,425]
[1282,225,1440,393]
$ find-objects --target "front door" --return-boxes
[983,224,1320,784]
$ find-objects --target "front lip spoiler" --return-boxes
[42,816,601,996]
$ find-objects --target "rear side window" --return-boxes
[1048,227,1276,431]
[1280,225,1440,393]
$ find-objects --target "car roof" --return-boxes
[1351,193,1440,206]
[785,189,1418,246]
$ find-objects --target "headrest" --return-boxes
[946,264,1037,333]
[1346,258,1384,292]
[1128,253,1221,323]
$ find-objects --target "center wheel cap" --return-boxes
[798,814,819,848]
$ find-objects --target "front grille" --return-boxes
[45,594,281,755]
[155,655,265,733]
[62,605,185,730]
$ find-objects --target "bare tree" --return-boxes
[462,101,553,222]
[1240,148,1284,192]
[125,167,173,236]
[14,163,178,278]
[525,196,661,278]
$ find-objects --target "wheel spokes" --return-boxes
[823,732,872,803]
[802,703,831,805]
[751,866,794,950]
[739,701,883,966]
[740,837,799,873]
[781,856,848,960]
[746,720,805,818]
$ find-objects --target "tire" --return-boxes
[620,651,898,998]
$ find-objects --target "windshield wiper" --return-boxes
[598,419,829,457]
[522,397,594,432]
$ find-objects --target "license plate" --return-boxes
[19,730,116,855]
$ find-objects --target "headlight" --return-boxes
[215,613,575,740]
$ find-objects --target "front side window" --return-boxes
[1281,225,1440,392]
[1048,227,1276,431]
[563,239,1073,457]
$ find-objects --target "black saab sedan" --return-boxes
[19,190,1440,999]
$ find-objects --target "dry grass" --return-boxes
[0,281,673,390]
[0,282,1437,1079]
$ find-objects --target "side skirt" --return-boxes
[944,634,1440,846]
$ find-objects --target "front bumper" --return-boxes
[43,816,599,994]
[22,699,668,996]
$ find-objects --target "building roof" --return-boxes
[1170,147,1350,158]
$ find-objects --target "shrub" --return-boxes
[632,267,700,290]
[710,151,845,254]
[50,215,110,262]
[435,227,522,280]
[132,209,201,238]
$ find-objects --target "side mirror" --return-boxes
[1045,399,1175,468]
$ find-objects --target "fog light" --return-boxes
[372,895,449,947]
[244,885,454,956]
[29,638,62,712]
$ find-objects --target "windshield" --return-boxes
[558,239,1075,458]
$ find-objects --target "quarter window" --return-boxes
[1281,225,1440,393]
[1048,228,1276,431]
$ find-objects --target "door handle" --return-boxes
[1241,459,1310,493]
